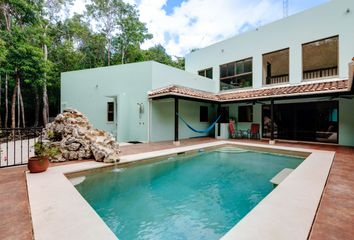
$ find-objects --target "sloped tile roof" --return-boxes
[148,79,350,102]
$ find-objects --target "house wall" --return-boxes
[61,61,217,143]
[61,62,152,143]
[185,0,354,88]
[150,99,215,142]
[222,103,262,135]
[151,61,217,92]
[339,98,354,146]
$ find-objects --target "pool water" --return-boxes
[74,148,304,240]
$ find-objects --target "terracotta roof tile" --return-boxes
[148,79,350,102]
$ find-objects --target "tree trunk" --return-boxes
[2,6,10,128]
[42,29,49,126]
[107,38,111,66]
[34,86,39,127]
[42,77,49,126]
[5,74,8,128]
[0,75,2,127]
[17,80,20,127]
[18,80,25,127]
[121,47,125,64]
[11,76,18,129]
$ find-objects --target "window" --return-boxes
[220,107,229,123]
[220,58,253,91]
[302,36,338,80]
[200,106,208,122]
[263,48,289,85]
[107,102,114,122]
[198,68,213,79]
[262,101,338,143]
[238,105,253,122]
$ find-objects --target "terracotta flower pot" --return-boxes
[27,156,49,173]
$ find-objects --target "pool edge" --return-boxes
[26,141,334,240]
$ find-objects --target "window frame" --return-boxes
[262,48,290,86]
[219,57,253,90]
[198,68,213,79]
[301,35,339,81]
[199,106,209,122]
[107,101,115,122]
[238,105,253,123]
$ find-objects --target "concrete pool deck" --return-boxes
[0,138,354,239]
[27,141,332,240]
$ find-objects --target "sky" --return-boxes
[72,0,330,57]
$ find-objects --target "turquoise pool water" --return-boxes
[74,147,304,240]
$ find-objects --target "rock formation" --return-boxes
[44,109,120,163]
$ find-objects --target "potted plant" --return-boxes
[27,141,60,173]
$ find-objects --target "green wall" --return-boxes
[61,61,217,143]
[61,62,152,142]
[339,98,354,146]
[150,99,214,142]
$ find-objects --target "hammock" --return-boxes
[176,113,221,134]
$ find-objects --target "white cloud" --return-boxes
[72,0,284,57]
[136,0,283,57]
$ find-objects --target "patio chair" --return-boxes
[248,123,260,139]
[229,120,236,138]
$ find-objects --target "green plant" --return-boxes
[47,131,62,141]
[34,142,60,158]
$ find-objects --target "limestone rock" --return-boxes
[44,109,120,163]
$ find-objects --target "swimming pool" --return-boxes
[74,147,304,240]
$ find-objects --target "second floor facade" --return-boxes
[185,0,354,93]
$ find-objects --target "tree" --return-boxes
[0,0,43,128]
[141,44,184,70]
[5,25,47,128]
[86,0,125,66]
[0,38,7,126]
[112,4,152,64]
[40,0,72,126]
[0,0,184,128]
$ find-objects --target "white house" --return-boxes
[61,0,354,146]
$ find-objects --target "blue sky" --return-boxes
[73,0,330,56]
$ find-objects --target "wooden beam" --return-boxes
[270,99,274,141]
[217,103,221,137]
[174,97,179,142]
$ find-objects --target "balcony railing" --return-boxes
[303,66,338,80]
[266,74,289,85]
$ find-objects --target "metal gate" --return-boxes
[0,128,43,168]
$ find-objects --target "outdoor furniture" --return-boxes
[237,129,249,138]
[229,120,236,138]
[249,123,260,139]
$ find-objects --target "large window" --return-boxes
[200,106,208,122]
[107,102,114,122]
[262,101,338,143]
[263,48,289,85]
[302,36,338,80]
[220,58,252,91]
[238,105,253,122]
[198,68,213,79]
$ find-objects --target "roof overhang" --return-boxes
[149,80,352,104]
[149,62,354,104]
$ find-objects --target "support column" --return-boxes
[217,103,221,137]
[270,99,275,144]
[174,97,180,145]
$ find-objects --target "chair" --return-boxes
[249,123,260,139]
[229,120,236,138]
